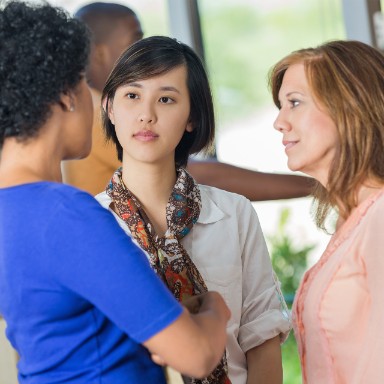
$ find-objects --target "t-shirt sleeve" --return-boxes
[238,198,291,352]
[45,189,183,343]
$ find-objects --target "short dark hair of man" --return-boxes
[74,2,137,44]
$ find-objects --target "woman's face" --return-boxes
[108,65,192,167]
[273,63,339,187]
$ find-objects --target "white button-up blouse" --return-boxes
[96,184,291,384]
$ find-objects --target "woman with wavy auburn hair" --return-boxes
[270,39,384,383]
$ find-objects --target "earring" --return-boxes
[69,104,75,112]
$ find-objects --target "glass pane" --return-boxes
[199,0,344,265]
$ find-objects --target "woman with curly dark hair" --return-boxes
[0,2,230,383]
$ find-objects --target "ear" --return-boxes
[102,96,115,125]
[185,121,193,133]
[92,43,108,66]
[94,43,116,77]
[60,91,75,112]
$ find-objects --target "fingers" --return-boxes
[182,294,203,314]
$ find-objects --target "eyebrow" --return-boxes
[277,90,304,102]
[277,91,306,107]
[123,82,181,94]
[284,91,304,97]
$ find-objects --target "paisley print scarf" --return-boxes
[106,167,231,384]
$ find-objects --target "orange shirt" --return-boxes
[62,88,121,195]
[293,187,384,384]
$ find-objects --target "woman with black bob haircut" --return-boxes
[97,36,291,384]
[0,3,230,383]
[103,35,215,166]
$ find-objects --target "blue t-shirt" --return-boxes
[0,182,183,383]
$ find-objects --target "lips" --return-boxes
[283,140,299,151]
[133,130,159,141]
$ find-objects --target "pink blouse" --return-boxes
[293,188,384,384]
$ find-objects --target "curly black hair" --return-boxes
[0,1,90,146]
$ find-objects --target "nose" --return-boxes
[273,110,291,133]
[138,103,156,124]
[140,116,152,123]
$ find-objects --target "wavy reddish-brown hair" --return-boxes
[269,40,384,230]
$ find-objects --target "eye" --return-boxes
[289,99,300,108]
[159,96,174,104]
[126,93,138,99]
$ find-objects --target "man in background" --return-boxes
[62,3,141,195]
[62,2,312,199]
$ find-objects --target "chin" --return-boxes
[79,141,93,159]
[287,157,308,174]
[287,162,300,173]
[65,146,92,161]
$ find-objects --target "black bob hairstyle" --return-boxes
[102,35,215,167]
[0,1,90,146]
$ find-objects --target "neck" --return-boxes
[122,160,178,206]
[0,110,68,187]
[336,179,384,225]
[356,181,384,205]
[0,138,62,187]
[120,159,178,235]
